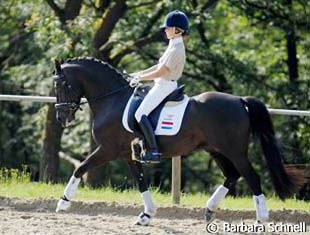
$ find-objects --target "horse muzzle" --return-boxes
[56,111,69,127]
[55,103,76,127]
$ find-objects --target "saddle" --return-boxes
[127,84,185,132]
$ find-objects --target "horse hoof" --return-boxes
[56,197,71,212]
[134,212,151,226]
[204,208,216,222]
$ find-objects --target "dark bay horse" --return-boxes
[53,57,298,225]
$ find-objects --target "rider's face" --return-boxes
[165,27,180,39]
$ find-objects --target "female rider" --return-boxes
[130,10,189,163]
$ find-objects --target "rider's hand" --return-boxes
[129,76,141,87]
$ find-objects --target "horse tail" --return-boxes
[242,96,300,200]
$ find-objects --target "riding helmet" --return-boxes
[161,10,189,35]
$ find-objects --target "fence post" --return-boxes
[172,156,181,204]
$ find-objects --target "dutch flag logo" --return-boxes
[161,117,174,130]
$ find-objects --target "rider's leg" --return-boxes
[137,115,161,162]
[134,80,177,163]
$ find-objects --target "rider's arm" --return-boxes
[130,65,158,77]
[140,47,183,81]
[139,64,170,81]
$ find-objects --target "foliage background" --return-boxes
[0,0,309,199]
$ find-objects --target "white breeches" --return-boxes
[135,79,177,122]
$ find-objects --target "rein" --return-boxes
[78,72,132,106]
[85,84,130,105]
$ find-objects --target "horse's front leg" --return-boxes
[128,160,157,226]
[56,146,110,212]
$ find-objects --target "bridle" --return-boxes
[54,72,132,115]
[54,73,84,115]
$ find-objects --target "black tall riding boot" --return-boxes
[138,115,161,163]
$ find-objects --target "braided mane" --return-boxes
[65,57,125,80]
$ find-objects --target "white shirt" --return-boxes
[157,37,186,82]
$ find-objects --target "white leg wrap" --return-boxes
[207,185,229,211]
[253,194,269,222]
[64,175,81,200]
[141,190,157,216]
[56,198,71,212]
[56,175,81,212]
[134,191,157,226]
[134,212,152,226]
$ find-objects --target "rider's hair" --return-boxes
[174,27,184,35]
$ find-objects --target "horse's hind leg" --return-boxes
[128,160,156,226]
[56,146,113,212]
[205,152,240,222]
[230,152,269,222]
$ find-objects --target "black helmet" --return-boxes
[161,10,189,35]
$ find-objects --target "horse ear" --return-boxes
[55,60,61,74]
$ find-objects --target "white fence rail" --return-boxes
[0,95,87,103]
[268,109,310,116]
[1,94,309,116]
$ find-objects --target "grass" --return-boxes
[0,181,309,211]
[0,167,308,211]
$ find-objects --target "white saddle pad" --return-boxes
[122,95,190,136]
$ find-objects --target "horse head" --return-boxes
[53,60,83,127]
